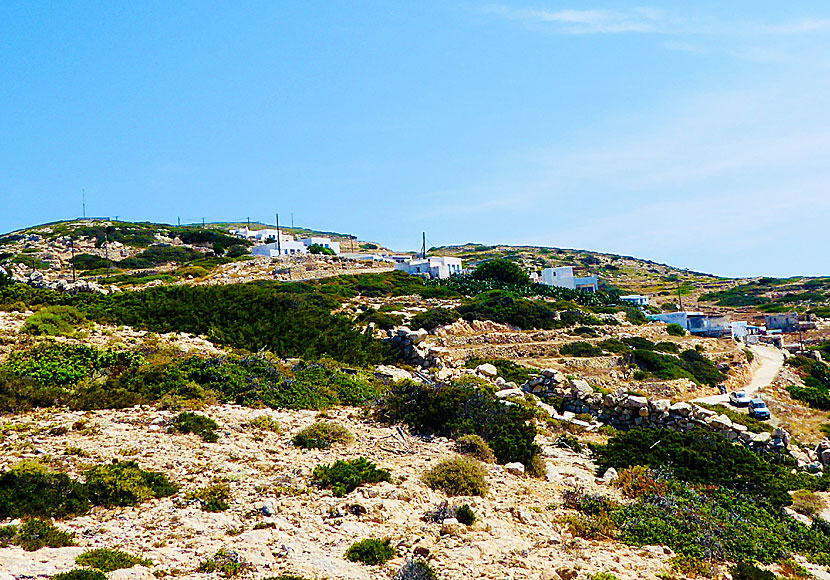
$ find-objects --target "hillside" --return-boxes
[2,220,830,579]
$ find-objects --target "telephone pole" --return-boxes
[421,232,426,259]
[290,213,294,228]
[82,189,86,219]
[276,213,282,256]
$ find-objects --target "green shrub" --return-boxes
[0,461,90,518]
[454,503,476,525]
[170,412,219,442]
[454,434,496,463]
[410,308,460,331]
[21,305,90,337]
[0,524,16,547]
[779,557,809,578]
[376,379,541,469]
[344,537,396,565]
[393,559,438,580]
[197,549,250,577]
[587,574,621,580]
[292,421,354,449]
[462,357,534,384]
[559,341,603,357]
[308,244,335,255]
[666,323,685,336]
[422,456,488,497]
[75,548,151,572]
[670,555,713,578]
[50,571,107,580]
[730,562,777,580]
[83,460,178,507]
[187,483,231,512]
[612,466,667,499]
[471,259,528,285]
[247,415,282,433]
[15,518,75,551]
[356,308,404,330]
[592,429,799,509]
[311,457,391,497]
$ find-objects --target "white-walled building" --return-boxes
[230,227,259,241]
[394,256,463,279]
[540,266,598,292]
[300,237,341,254]
[251,241,308,258]
[620,294,650,307]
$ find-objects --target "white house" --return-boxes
[230,227,259,240]
[620,294,650,307]
[300,236,341,254]
[251,241,308,258]
[394,256,463,279]
[540,266,598,292]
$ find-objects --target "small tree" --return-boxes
[471,259,529,285]
[308,244,335,255]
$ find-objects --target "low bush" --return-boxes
[670,555,713,578]
[0,524,16,547]
[454,434,496,463]
[587,574,621,580]
[51,571,107,580]
[247,415,282,433]
[21,305,90,337]
[471,259,529,285]
[198,549,251,577]
[455,503,476,525]
[187,483,231,512]
[170,412,219,442]
[376,379,541,469]
[666,323,686,336]
[409,308,460,332]
[612,465,668,499]
[292,421,354,449]
[75,548,151,572]
[730,562,777,580]
[83,460,178,507]
[422,456,488,497]
[344,537,396,565]
[356,308,403,330]
[462,357,534,384]
[0,461,90,518]
[787,356,830,410]
[311,457,391,497]
[15,518,75,551]
[393,559,438,580]
[559,341,603,357]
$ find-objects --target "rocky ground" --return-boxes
[0,405,678,580]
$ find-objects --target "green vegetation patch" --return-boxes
[787,356,830,410]
[462,357,534,384]
[422,456,489,497]
[311,457,391,497]
[170,412,220,443]
[76,548,151,572]
[187,483,231,512]
[13,518,76,551]
[292,421,354,449]
[344,537,396,565]
[83,460,178,507]
[22,305,91,337]
[376,378,541,471]
[0,461,90,519]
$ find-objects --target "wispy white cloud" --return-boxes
[481,4,664,34]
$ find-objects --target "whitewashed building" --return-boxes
[620,294,650,307]
[251,241,308,257]
[394,256,463,279]
[540,266,598,292]
[300,237,341,254]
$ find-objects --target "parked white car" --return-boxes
[728,390,751,407]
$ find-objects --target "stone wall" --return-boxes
[384,327,450,369]
[523,370,791,454]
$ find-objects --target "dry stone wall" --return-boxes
[523,371,792,454]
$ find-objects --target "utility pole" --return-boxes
[276,213,282,256]
[677,280,684,311]
[421,232,426,259]
[82,189,86,219]
[246,217,250,229]
[70,239,76,283]
[177,217,181,227]
[290,213,294,228]
[201,218,205,229]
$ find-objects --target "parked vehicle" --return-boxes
[728,390,751,407]
[748,398,771,420]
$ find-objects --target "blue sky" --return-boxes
[2,2,829,277]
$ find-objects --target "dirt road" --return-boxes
[694,345,784,405]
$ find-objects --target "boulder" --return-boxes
[504,462,526,476]
[476,363,498,377]
[570,379,593,398]
[495,388,524,399]
[602,468,618,483]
